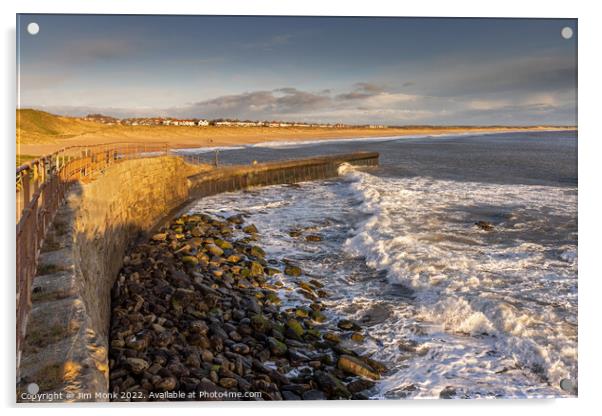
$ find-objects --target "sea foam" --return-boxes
[338,164,577,392]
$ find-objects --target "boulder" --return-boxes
[284,265,302,277]
[337,355,380,380]
[125,357,150,374]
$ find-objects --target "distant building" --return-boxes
[84,113,118,124]
[197,119,209,126]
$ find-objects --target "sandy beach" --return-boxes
[17,119,573,160]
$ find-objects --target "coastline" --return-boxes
[109,212,386,401]
[17,124,575,159]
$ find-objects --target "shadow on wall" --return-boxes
[16,152,379,402]
[18,157,198,402]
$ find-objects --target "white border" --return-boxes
[2,1,599,416]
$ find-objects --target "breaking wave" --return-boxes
[338,163,577,395]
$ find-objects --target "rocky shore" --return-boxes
[109,212,387,401]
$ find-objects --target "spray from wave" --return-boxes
[338,163,577,394]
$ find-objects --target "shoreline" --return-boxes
[109,212,386,401]
[17,125,575,160]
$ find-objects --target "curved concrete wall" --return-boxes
[18,156,200,401]
[17,152,379,402]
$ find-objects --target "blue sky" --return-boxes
[17,15,577,125]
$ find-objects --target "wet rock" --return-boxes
[314,371,351,399]
[214,239,233,250]
[295,308,310,319]
[152,233,168,241]
[286,319,305,340]
[181,256,199,266]
[250,314,272,333]
[171,288,196,313]
[337,319,361,331]
[226,255,241,263]
[125,357,150,374]
[351,332,365,343]
[346,378,375,394]
[125,335,148,351]
[249,261,264,277]
[265,292,281,305]
[249,246,265,259]
[206,244,224,257]
[305,234,323,242]
[266,267,280,276]
[362,357,387,374]
[190,320,209,335]
[298,281,314,293]
[227,214,244,224]
[242,224,258,234]
[439,386,457,399]
[180,377,201,392]
[155,376,177,391]
[219,377,238,389]
[323,332,341,344]
[311,310,326,323]
[231,343,250,355]
[110,212,377,402]
[308,279,324,289]
[337,355,380,380]
[268,337,288,356]
[475,221,494,231]
[284,265,302,277]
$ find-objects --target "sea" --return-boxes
[183,130,578,399]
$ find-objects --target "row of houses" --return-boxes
[162,119,208,126]
[82,114,387,129]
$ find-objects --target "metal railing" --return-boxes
[16,141,168,366]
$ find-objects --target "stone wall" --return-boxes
[73,156,197,344]
[18,156,200,402]
[17,152,379,402]
[188,152,379,198]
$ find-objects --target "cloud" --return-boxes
[335,82,386,100]
[172,88,331,119]
[31,67,577,126]
[402,54,577,98]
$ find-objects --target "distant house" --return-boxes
[197,119,209,126]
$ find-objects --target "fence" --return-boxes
[16,142,168,365]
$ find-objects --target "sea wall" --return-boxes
[17,151,379,402]
[18,156,200,401]
[188,152,378,198]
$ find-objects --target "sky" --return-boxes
[17,14,577,125]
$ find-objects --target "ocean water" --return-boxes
[186,130,578,399]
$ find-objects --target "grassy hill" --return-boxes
[16,109,106,144]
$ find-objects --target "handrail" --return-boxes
[16,141,169,370]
